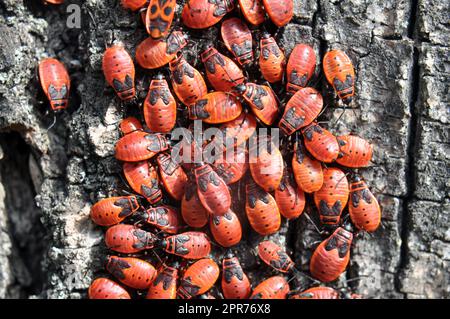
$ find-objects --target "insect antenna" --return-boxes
[46,114,57,131]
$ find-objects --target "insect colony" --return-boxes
[38,0,381,299]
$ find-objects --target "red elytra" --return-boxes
[156,152,188,201]
[302,122,340,163]
[135,205,181,234]
[120,0,147,11]
[201,47,245,93]
[238,0,265,26]
[146,263,178,299]
[275,170,306,220]
[159,231,211,259]
[194,163,231,215]
[143,74,177,133]
[90,196,139,227]
[120,117,143,135]
[259,33,286,83]
[38,58,70,111]
[123,160,162,204]
[250,276,289,299]
[177,258,220,299]
[106,256,157,290]
[181,181,209,228]
[258,241,295,273]
[88,278,131,299]
[348,175,381,232]
[313,167,349,225]
[221,251,251,299]
[145,0,176,39]
[290,287,340,299]
[212,146,248,185]
[249,136,284,192]
[189,91,242,124]
[262,0,293,27]
[292,141,324,193]
[323,49,355,105]
[102,45,135,101]
[169,54,207,106]
[115,131,169,162]
[286,44,316,94]
[310,226,353,282]
[182,0,234,29]
[136,31,188,69]
[245,178,281,236]
[105,224,157,254]
[336,135,373,168]
[221,17,253,66]
[279,87,323,136]
[207,112,257,154]
[209,210,242,247]
[44,0,65,5]
[234,83,279,126]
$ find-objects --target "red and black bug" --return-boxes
[145,0,176,39]
[123,161,163,204]
[286,44,316,94]
[136,31,188,69]
[189,92,243,124]
[238,0,265,26]
[115,132,169,162]
[221,250,251,299]
[275,169,306,220]
[336,135,373,168]
[258,241,295,273]
[201,47,245,93]
[156,152,188,201]
[146,262,179,299]
[245,178,281,235]
[105,224,157,254]
[102,45,135,101]
[121,0,148,11]
[234,83,279,126]
[211,146,248,185]
[135,205,181,234]
[313,167,349,226]
[259,33,286,83]
[178,258,220,299]
[120,117,143,135]
[348,174,381,232]
[88,278,131,299]
[323,49,355,105]
[159,231,211,259]
[249,136,284,192]
[250,276,289,299]
[290,287,340,299]
[209,210,242,247]
[310,224,353,282]
[301,122,340,163]
[279,87,323,136]
[194,163,232,216]
[262,0,293,27]
[182,0,234,29]
[169,54,207,106]
[143,74,177,133]
[90,196,139,226]
[181,180,209,228]
[210,112,257,152]
[38,58,70,111]
[106,256,157,290]
[292,141,323,193]
[221,17,253,67]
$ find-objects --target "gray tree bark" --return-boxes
[0,0,448,299]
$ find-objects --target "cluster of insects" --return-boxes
[37,0,381,299]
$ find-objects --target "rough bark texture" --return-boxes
[0,0,448,299]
